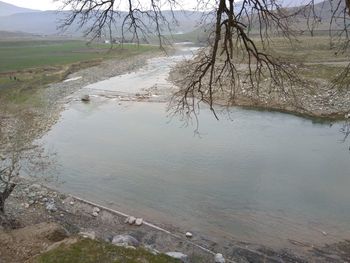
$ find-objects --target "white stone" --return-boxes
[111,234,139,247]
[185,232,192,238]
[92,211,99,217]
[135,218,143,226]
[69,201,74,205]
[63,76,82,82]
[128,216,136,225]
[93,207,100,213]
[165,252,188,263]
[79,231,96,240]
[81,94,90,102]
[215,253,225,263]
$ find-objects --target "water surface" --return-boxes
[40,47,350,248]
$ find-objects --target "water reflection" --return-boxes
[340,121,350,143]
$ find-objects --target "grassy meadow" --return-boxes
[0,40,156,73]
[0,39,157,105]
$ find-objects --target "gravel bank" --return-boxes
[170,60,350,121]
[6,181,350,263]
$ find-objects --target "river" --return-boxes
[39,44,350,249]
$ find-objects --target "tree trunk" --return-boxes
[0,183,16,214]
[0,195,4,213]
[346,0,350,16]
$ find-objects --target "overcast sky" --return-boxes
[2,0,313,11]
[2,0,59,10]
[1,0,207,11]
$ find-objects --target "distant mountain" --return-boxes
[0,0,344,37]
[0,10,204,36]
[290,0,347,31]
[0,11,69,35]
[0,1,39,16]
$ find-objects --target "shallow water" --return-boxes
[40,46,350,248]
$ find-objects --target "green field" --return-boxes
[0,40,156,73]
[0,39,158,106]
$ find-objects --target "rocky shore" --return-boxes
[2,181,350,263]
[2,182,228,262]
[169,59,350,121]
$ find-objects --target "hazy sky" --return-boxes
[2,0,311,11]
[1,0,206,11]
[3,0,60,10]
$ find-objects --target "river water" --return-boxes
[40,44,350,249]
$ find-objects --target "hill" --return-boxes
[0,9,204,37]
[0,0,346,38]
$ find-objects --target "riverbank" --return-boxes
[4,181,350,263]
[0,46,162,151]
[169,37,350,121]
[2,182,214,262]
[170,60,350,121]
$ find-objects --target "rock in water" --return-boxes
[165,252,189,263]
[111,234,140,247]
[135,218,143,226]
[215,253,225,263]
[81,95,90,102]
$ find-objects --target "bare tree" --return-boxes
[0,154,19,213]
[58,0,180,48]
[58,0,350,119]
[0,115,54,219]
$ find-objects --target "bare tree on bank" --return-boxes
[0,154,19,213]
[0,118,54,223]
[58,0,350,119]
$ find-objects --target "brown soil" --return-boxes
[0,222,69,263]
